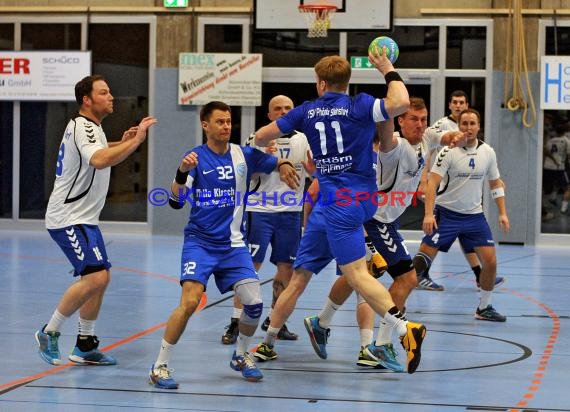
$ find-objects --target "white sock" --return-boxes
[360,328,373,348]
[232,307,243,319]
[479,290,492,310]
[266,308,273,319]
[236,333,250,356]
[264,326,279,347]
[318,298,341,329]
[561,200,568,213]
[78,317,96,336]
[45,309,67,333]
[375,318,393,346]
[155,338,174,368]
[384,310,407,337]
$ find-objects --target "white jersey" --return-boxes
[543,135,570,171]
[431,140,500,214]
[45,116,110,229]
[246,131,310,212]
[373,131,442,223]
[426,115,458,167]
[430,115,458,135]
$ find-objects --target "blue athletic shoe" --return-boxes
[303,315,330,359]
[149,363,179,389]
[35,326,62,365]
[364,343,405,372]
[69,346,117,365]
[230,351,263,382]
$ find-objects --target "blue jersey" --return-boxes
[276,91,388,193]
[182,143,277,248]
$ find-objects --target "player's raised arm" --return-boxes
[376,118,396,153]
[368,46,409,119]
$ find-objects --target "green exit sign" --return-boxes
[164,0,188,7]
[350,56,374,69]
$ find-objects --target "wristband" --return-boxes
[175,168,189,185]
[384,71,403,85]
[491,187,505,199]
[278,161,294,170]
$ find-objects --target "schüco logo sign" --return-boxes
[42,55,81,64]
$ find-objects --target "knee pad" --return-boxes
[243,302,263,324]
[235,279,263,325]
[412,252,432,277]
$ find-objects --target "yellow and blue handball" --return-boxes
[368,36,399,64]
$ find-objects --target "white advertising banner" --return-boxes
[0,51,91,101]
[540,55,570,109]
[178,53,262,106]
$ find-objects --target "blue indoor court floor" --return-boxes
[0,229,568,412]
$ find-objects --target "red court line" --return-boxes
[507,292,560,412]
[0,257,207,392]
[447,273,561,411]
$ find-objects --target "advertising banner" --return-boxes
[0,51,91,101]
[178,53,262,106]
[540,56,570,109]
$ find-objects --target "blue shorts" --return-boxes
[364,217,413,278]
[293,205,335,275]
[48,224,111,277]
[246,211,301,265]
[421,206,495,253]
[319,180,376,266]
[180,236,258,294]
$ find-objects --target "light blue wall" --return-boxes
[150,69,201,235]
[488,72,540,245]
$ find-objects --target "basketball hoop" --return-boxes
[298,3,337,38]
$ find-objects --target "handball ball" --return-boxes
[368,36,399,64]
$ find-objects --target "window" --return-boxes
[19,24,81,219]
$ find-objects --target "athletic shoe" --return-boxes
[149,363,179,389]
[475,305,507,322]
[69,346,117,365]
[477,276,506,290]
[277,323,298,340]
[363,343,405,372]
[417,275,445,291]
[252,342,278,362]
[303,315,330,359]
[260,317,298,340]
[221,318,239,345]
[357,347,383,368]
[35,326,62,365]
[400,321,427,374]
[367,252,388,278]
[357,346,393,370]
[230,351,263,382]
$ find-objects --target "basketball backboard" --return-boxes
[254,0,393,32]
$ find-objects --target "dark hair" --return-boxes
[200,101,231,122]
[74,75,107,106]
[449,90,469,103]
